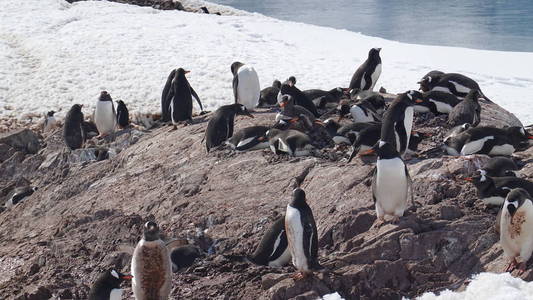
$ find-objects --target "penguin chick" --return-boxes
[63,104,85,150]
[116,100,129,129]
[88,269,132,300]
[247,216,291,267]
[170,245,204,272]
[43,111,56,133]
[258,80,281,107]
[448,89,482,127]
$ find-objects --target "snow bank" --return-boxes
[1,0,533,124]
[418,272,533,300]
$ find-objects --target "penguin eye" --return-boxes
[111,270,119,279]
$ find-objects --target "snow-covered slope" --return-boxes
[1,0,533,124]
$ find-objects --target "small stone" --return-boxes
[440,205,463,220]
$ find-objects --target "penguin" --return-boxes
[266,128,314,156]
[410,90,460,114]
[348,127,422,162]
[276,95,316,123]
[458,126,532,156]
[5,186,38,208]
[348,48,382,98]
[448,89,482,127]
[370,141,412,224]
[380,92,415,156]
[500,188,533,274]
[43,111,56,133]
[116,100,129,129]
[82,120,99,139]
[417,70,445,92]
[200,6,209,13]
[429,73,486,100]
[443,124,472,155]
[161,68,203,123]
[304,87,346,109]
[225,126,269,151]
[333,121,381,145]
[205,104,254,152]
[247,216,291,267]
[94,91,116,137]
[479,157,519,178]
[273,114,334,150]
[285,188,323,279]
[465,174,533,206]
[169,245,204,272]
[258,80,281,107]
[339,94,385,123]
[63,104,85,150]
[231,61,261,110]
[88,269,133,300]
[131,221,172,300]
[278,79,319,117]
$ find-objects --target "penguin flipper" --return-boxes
[371,166,377,204]
[405,164,415,208]
[190,86,204,112]
[162,69,176,121]
[232,74,239,104]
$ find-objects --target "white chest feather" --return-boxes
[430,99,453,114]
[236,66,260,110]
[403,107,414,152]
[350,105,374,123]
[449,80,471,94]
[375,158,408,216]
[431,86,451,94]
[369,63,382,90]
[500,201,533,260]
[95,101,116,134]
[110,288,122,300]
[461,136,494,155]
[489,144,515,156]
[413,105,430,113]
[44,116,56,132]
[268,231,291,267]
[285,205,309,272]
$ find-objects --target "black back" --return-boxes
[279,82,319,117]
[205,104,252,152]
[63,104,85,150]
[161,69,176,122]
[259,81,280,107]
[170,68,193,122]
[481,157,519,177]
[248,216,288,265]
[88,269,125,300]
[116,100,129,128]
[448,90,481,127]
[170,245,203,271]
[418,70,445,92]
[433,73,481,98]
[227,126,269,150]
[380,93,414,154]
[349,48,382,91]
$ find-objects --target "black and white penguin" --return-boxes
[200,6,209,13]
[231,61,261,110]
[500,188,533,274]
[226,126,270,151]
[88,269,133,300]
[332,121,380,145]
[429,73,486,100]
[247,216,291,267]
[465,174,533,206]
[479,157,519,177]
[380,92,415,156]
[304,87,346,109]
[410,90,460,114]
[94,91,116,137]
[458,126,531,156]
[131,221,172,300]
[5,186,38,208]
[443,124,472,155]
[278,78,319,117]
[205,104,254,152]
[285,188,323,279]
[116,100,129,129]
[448,89,482,127]
[349,48,382,98]
[417,70,445,92]
[169,245,204,272]
[43,111,56,133]
[348,127,422,162]
[63,104,85,150]
[276,95,316,123]
[258,80,281,107]
[164,68,204,124]
[339,94,385,123]
[266,128,314,156]
[371,141,411,224]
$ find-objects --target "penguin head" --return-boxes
[368,48,381,59]
[287,76,296,86]
[176,68,190,77]
[374,140,400,159]
[464,174,493,189]
[336,100,351,119]
[200,6,209,13]
[230,61,244,75]
[505,188,531,218]
[143,221,160,241]
[117,100,125,107]
[99,91,113,102]
[324,118,340,134]
[290,188,307,207]
[406,90,424,104]
[279,95,293,108]
[103,269,133,288]
[465,89,481,102]
[273,80,282,89]
[506,126,533,145]
[364,94,386,113]
[234,104,254,118]
[47,110,55,117]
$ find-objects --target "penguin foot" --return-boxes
[168,125,178,132]
[391,216,401,224]
[505,258,518,273]
[292,272,308,281]
[517,262,528,276]
[373,218,386,228]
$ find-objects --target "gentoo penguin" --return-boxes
[380,92,414,156]
[200,6,209,13]
[231,61,261,110]
[131,221,172,300]
[94,91,116,137]
[225,126,270,151]
[116,100,129,129]
[247,216,291,267]
[266,128,314,156]
[169,245,203,272]
[331,121,381,145]
[63,104,85,150]
[161,68,203,123]
[339,94,385,123]
[410,90,460,114]
[278,79,319,117]
[348,48,382,98]
[417,70,445,92]
[500,188,533,274]
[258,80,281,107]
[276,95,316,123]
[43,111,56,133]
[479,157,519,177]
[428,73,487,100]
[5,186,38,208]
[443,124,472,155]
[205,104,253,152]
[458,126,532,156]
[371,141,411,223]
[285,188,323,279]
[88,269,132,300]
[448,89,482,127]
[304,87,346,109]
[465,174,533,206]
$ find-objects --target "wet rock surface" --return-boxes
[0,99,531,299]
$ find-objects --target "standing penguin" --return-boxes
[88,269,132,300]
[500,188,533,274]
[231,61,261,110]
[116,100,129,129]
[205,104,254,152]
[349,48,382,98]
[247,216,291,267]
[380,92,415,156]
[131,221,172,300]
[162,68,204,124]
[285,188,323,279]
[43,111,56,133]
[94,91,116,137]
[258,80,281,107]
[371,141,411,224]
[63,104,85,150]
[448,89,482,127]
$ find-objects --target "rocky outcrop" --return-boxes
[0,98,530,299]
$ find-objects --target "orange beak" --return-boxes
[415,99,424,103]
[528,135,533,139]
[359,149,375,156]
[464,177,473,182]
[258,136,265,141]
[314,120,324,125]
[185,70,190,74]
[289,117,299,124]
[280,101,287,108]
[120,275,133,280]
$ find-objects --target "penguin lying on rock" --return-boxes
[465,174,533,206]
[226,126,270,151]
[445,126,532,156]
[410,90,460,115]
[88,269,132,300]
[205,104,254,152]
[337,94,385,123]
[267,128,315,157]
[479,157,519,177]
[418,71,489,101]
[258,80,281,107]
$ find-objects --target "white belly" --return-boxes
[94,101,116,135]
[403,107,414,154]
[268,231,291,267]
[414,105,430,113]
[350,105,374,123]
[449,80,471,94]
[431,86,452,94]
[430,99,453,114]
[482,196,505,206]
[110,288,122,300]
[369,63,381,90]
[285,205,309,272]
[44,117,56,132]
[461,136,494,155]
[375,158,408,217]
[488,144,515,156]
[237,66,260,110]
[500,202,533,260]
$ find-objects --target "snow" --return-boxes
[417,272,533,300]
[1,0,533,125]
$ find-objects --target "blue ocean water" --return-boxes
[210,0,533,52]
